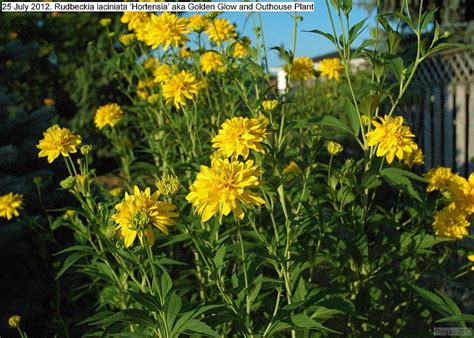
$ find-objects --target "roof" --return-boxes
[311,49,357,62]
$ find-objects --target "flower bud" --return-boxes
[8,315,21,329]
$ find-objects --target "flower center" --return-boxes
[131,210,150,230]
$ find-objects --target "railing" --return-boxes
[403,49,474,175]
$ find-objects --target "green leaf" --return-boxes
[412,285,462,319]
[265,320,292,336]
[427,43,473,57]
[178,319,219,336]
[213,245,227,273]
[381,168,422,202]
[166,293,182,330]
[436,314,474,324]
[359,94,385,117]
[344,99,360,136]
[420,9,437,32]
[160,269,173,298]
[54,245,95,256]
[55,252,86,280]
[348,18,367,45]
[291,314,341,334]
[90,309,156,328]
[128,290,162,313]
[173,305,223,335]
[304,29,336,45]
[386,56,404,81]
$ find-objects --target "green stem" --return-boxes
[237,222,251,331]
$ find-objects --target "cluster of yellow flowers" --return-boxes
[121,13,239,50]
[366,115,423,166]
[34,124,179,248]
[33,111,269,244]
[117,13,250,109]
[186,116,268,222]
[285,57,344,82]
[425,167,473,240]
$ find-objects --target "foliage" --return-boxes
[2,2,473,337]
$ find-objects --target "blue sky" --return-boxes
[220,0,376,67]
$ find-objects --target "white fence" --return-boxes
[403,49,474,176]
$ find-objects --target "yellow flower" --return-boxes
[432,203,470,240]
[112,186,178,247]
[147,94,161,104]
[94,103,124,129]
[326,141,344,156]
[285,57,314,81]
[64,209,77,218]
[80,145,92,155]
[403,148,424,168]
[9,32,18,39]
[136,78,154,100]
[262,100,278,112]
[201,51,226,74]
[188,14,209,32]
[0,193,24,220]
[43,98,55,106]
[143,58,159,70]
[110,187,122,197]
[179,47,191,58]
[425,167,453,192]
[366,115,418,164]
[162,70,201,109]
[153,64,173,84]
[205,18,236,44]
[233,42,248,58]
[8,315,21,329]
[212,116,268,159]
[319,58,344,81]
[186,158,265,222]
[284,161,302,175]
[99,18,112,27]
[37,125,82,163]
[143,13,189,50]
[155,175,180,196]
[447,174,474,215]
[121,12,150,42]
[118,33,135,46]
[468,254,474,271]
[121,12,148,31]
